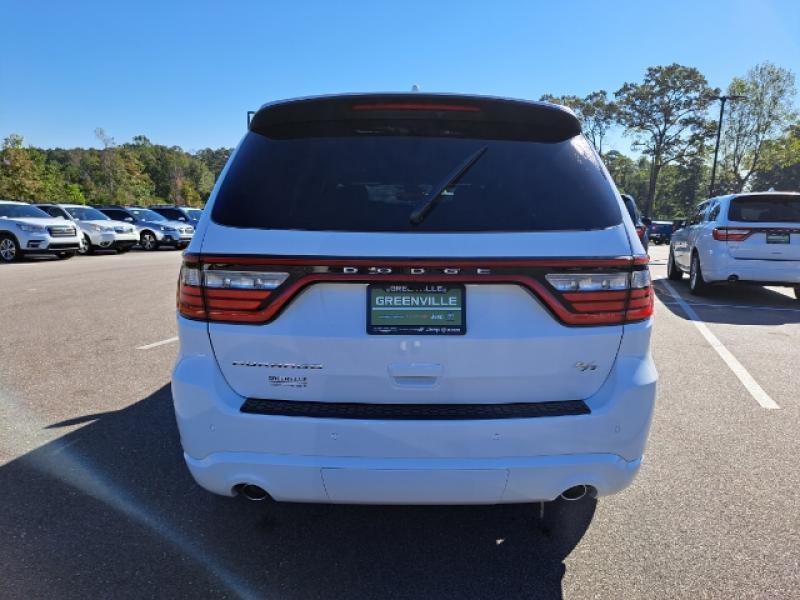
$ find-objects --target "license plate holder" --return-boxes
[367,283,466,335]
[766,232,790,244]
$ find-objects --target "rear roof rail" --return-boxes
[249,93,582,143]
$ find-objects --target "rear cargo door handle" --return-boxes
[388,363,442,386]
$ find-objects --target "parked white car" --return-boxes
[96,206,194,250]
[0,200,82,262]
[668,192,800,299]
[35,203,138,254]
[172,94,657,506]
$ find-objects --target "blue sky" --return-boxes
[1,0,798,153]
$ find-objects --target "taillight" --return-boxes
[545,262,653,325]
[178,255,653,326]
[178,264,289,322]
[712,227,751,241]
[177,264,205,319]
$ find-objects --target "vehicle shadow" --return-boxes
[654,279,800,326]
[0,385,595,600]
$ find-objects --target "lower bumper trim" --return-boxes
[240,398,590,420]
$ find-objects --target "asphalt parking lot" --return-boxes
[1,245,799,599]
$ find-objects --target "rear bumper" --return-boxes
[172,318,656,504]
[703,253,800,285]
[185,451,641,504]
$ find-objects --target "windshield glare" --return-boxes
[0,204,52,219]
[65,207,110,221]
[129,209,166,221]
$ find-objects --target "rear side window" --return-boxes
[729,195,800,223]
[102,209,129,220]
[157,208,183,220]
[212,133,621,232]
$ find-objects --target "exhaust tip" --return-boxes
[237,483,269,502]
[560,485,589,501]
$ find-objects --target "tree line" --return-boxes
[0,130,231,208]
[1,61,797,218]
[542,61,797,218]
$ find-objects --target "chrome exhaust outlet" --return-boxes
[238,484,268,502]
[560,485,588,501]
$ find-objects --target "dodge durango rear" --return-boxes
[171,93,657,506]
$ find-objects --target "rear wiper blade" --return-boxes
[409,145,488,225]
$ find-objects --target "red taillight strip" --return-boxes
[351,103,482,112]
[179,256,653,326]
[188,254,641,269]
[713,227,800,241]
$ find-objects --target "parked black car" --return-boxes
[621,194,649,251]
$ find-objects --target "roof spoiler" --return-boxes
[249,93,582,143]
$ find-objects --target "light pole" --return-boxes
[708,95,746,197]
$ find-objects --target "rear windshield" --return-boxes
[729,195,800,223]
[211,133,621,232]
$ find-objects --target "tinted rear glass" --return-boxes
[729,195,800,223]
[212,133,621,232]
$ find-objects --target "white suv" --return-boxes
[668,192,800,298]
[172,94,657,505]
[35,203,139,254]
[0,200,81,262]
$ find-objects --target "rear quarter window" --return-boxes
[211,132,621,232]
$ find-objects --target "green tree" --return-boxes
[195,147,232,180]
[751,124,800,190]
[720,62,797,192]
[540,91,617,154]
[0,134,43,200]
[615,64,718,216]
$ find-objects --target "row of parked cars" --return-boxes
[0,200,201,262]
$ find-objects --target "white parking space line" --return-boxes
[658,281,780,410]
[136,336,178,351]
[658,300,800,313]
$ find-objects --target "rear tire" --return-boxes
[0,234,20,262]
[140,231,158,251]
[689,252,708,295]
[667,248,683,281]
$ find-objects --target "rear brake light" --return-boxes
[351,103,481,113]
[178,256,653,326]
[178,265,289,322]
[545,263,653,325]
[713,227,751,241]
